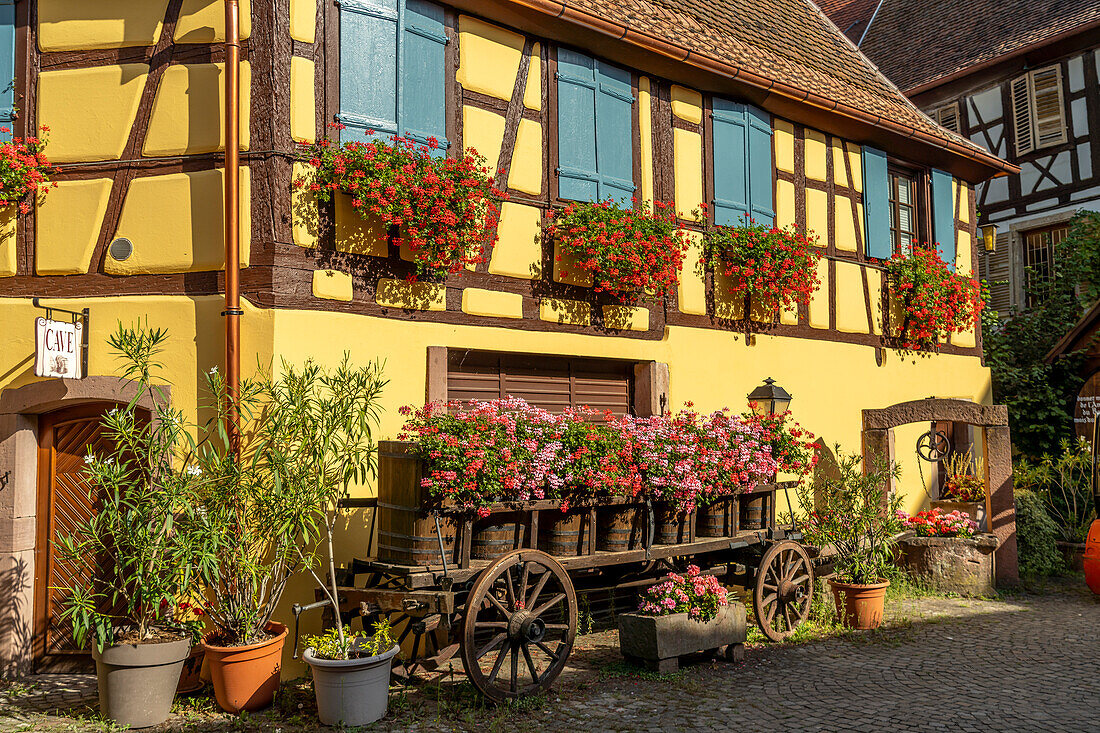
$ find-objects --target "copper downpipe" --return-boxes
[223,0,242,455]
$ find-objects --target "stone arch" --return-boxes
[861,398,1017,585]
[0,377,164,676]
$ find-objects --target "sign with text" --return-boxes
[34,316,84,379]
[1074,370,1100,442]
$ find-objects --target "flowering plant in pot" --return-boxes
[786,447,903,630]
[883,246,983,351]
[545,197,688,301]
[934,450,988,531]
[53,324,208,729]
[700,216,822,316]
[189,356,387,714]
[297,128,504,280]
[0,125,60,214]
[618,565,745,672]
[303,620,399,727]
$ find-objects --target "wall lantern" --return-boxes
[979,223,998,252]
[747,377,792,416]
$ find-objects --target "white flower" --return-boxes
[185,465,203,477]
[208,366,219,375]
[104,457,115,466]
[83,455,95,464]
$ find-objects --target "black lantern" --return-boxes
[747,378,792,416]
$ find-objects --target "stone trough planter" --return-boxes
[896,532,998,596]
[618,602,746,673]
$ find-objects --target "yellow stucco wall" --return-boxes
[175,0,252,43]
[35,178,113,275]
[312,269,353,302]
[0,208,15,278]
[37,1,168,51]
[457,16,524,102]
[290,0,317,43]
[489,203,542,279]
[37,64,149,163]
[143,62,252,157]
[510,119,543,195]
[107,168,252,274]
[290,57,316,144]
[673,128,703,219]
[462,105,505,173]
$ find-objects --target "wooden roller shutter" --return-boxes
[446,350,634,416]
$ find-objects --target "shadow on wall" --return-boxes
[0,554,33,677]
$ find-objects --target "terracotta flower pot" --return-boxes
[202,621,288,713]
[92,633,191,728]
[176,645,206,694]
[828,578,890,630]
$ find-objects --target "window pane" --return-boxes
[897,178,911,205]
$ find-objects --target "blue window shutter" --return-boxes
[746,105,774,227]
[0,0,14,123]
[861,146,891,259]
[401,0,447,153]
[594,61,635,203]
[556,49,599,202]
[711,99,749,226]
[338,0,399,143]
[930,168,955,270]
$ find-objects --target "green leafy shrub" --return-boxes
[1015,439,1096,542]
[1014,489,1065,577]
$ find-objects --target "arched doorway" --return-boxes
[862,398,1018,585]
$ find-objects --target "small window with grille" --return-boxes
[1023,224,1069,307]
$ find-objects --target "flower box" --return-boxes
[896,533,998,596]
[618,602,746,673]
[930,499,987,532]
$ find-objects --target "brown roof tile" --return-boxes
[847,0,1100,92]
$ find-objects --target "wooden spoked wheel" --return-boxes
[460,549,577,702]
[753,540,814,642]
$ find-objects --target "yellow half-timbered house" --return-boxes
[0,0,1016,674]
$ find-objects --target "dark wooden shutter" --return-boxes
[447,351,634,416]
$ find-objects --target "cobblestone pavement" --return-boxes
[3,583,1099,732]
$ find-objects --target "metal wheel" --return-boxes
[460,549,577,702]
[753,540,814,642]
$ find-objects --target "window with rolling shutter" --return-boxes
[556,49,636,204]
[447,350,635,417]
[338,0,448,150]
[1010,65,1066,158]
[932,102,961,134]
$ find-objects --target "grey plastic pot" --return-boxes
[92,633,191,728]
[303,644,399,727]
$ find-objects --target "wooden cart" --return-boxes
[325,442,820,702]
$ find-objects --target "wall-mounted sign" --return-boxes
[1074,370,1100,441]
[34,316,84,379]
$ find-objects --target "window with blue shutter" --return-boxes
[556,49,635,203]
[338,0,447,152]
[0,0,14,125]
[861,146,891,260]
[930,168,956,270]
[711,99,774,227]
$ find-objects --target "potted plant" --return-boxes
[302,621,399,726]
[896,508,996,596]
[53,324,206,728]
[189,356,387,714]
[297,127,505,281]
[933,450,988,531]
[544,197,688,301]
[699,217,822,319]
[883,246,983,352]
[788,448,903,630]
[618,565,745,672]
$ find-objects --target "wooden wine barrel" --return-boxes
[538,510,590,557]
[656,505,695,545]
[739,494,767,530]
[597,506,645,551]
[377,441,457,566]
[696,499,731,538]
[471,518,523,560]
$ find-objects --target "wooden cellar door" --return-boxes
[33,403,122,671]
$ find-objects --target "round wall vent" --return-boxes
[109,237,133,261]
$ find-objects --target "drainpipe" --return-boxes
[223,0,242,455]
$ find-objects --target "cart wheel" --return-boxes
[460,549,577,702]
[753,540,814,642]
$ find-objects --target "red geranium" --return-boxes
[884,247,983,351]
[297,127,505,281]
[545,198,688,301]
[702,217,822,313]
[0,126,60,214]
